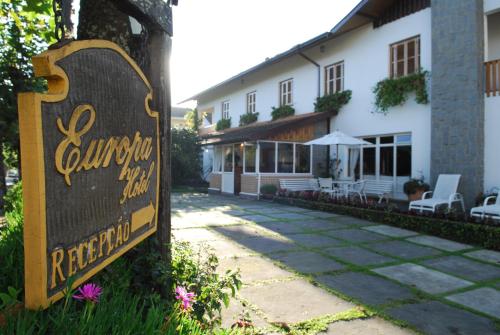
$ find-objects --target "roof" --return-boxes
[200,110,337,145]
[180,0,412,104]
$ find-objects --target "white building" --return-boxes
[183,0,500,206]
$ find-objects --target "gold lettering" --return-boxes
[115,224,123,248]
[98,231,107,258]
[123,222,130,241]
[88,237,98,264]
[76,242,88,270]
[50,249,65,289]
[106,227,115,256]
[67,247,78,277]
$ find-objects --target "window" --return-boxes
[325,61,344,94]
[246,91,256,114]
[221,100,230,119]
[295,144,311,173]
[277,143,293,173]
[363,147,376,175]
[223,146,233,172]
[213,146,222,172]
[259,142,276,173]
[244,144,256,173]
[279,79,293,106]
[390,36,420,78]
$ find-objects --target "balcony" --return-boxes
[485,59,500,97]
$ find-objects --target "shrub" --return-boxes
[271,105,295,120]
[260,184,277,195]
[171,128,205,186]
[314,90,352,113]
[239,112,259,126]
[215,118,231,131]
[373,71,428,113]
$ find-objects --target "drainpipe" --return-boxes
[298,51,321,98]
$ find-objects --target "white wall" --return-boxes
[484,96,500,192]
[488,11,500,60]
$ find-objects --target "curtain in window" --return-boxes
[349,147,360,179]
[214,147,222,172]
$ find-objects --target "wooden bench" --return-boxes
[363,180,393,203]
[279,178,319,192]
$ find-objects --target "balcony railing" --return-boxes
[485,59,500,97]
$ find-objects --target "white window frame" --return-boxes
[221,100,230,119]
[279,79,293,106]
[256,140,312,176]
[243,143,257,174]
[390,36,420,78]
[246,91,256,114]
[325,61,344,95]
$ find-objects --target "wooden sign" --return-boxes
[18,40,160,309]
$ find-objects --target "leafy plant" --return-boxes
[239,112,259,126]
[216,118,231,131]
[373,71,428,113]
[314,90,352,113]
[403,178,430,196]
[172,128,205,187]
[271,105,295,120]
[185,108,201,131]
[260,184,277,195]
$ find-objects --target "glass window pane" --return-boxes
[397,61,405,77]
[244,145,256,173]
[397,44,405,60]
[336,78,342,92]
[336,64,342,77]
[224,146,233,172]
[407,40,415,58]
[397,146,412,176]
[295,144,311,173]
[396,134,412,144]
[363,147,376,175]
[380,146,394,176]
[259,142,276,173]
[407,57,416,74]
[277,143,293,173]
[380,136,394,144]
[364,137,376,144]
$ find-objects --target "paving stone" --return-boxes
[220,299,269,329]
[387,301,499,335]
[324,317,415,335]
[465,249,500,265]
[237,235,300,254]
[446,287,500,319]
[198,239,253,258]
[248,207,289,215]
[363,225,418,238]
[271,251,345,274]
[218,255,293,283]
[285,233,344,249]
[330,216,376,227]
[267,212,313,221]
[240,214,276,223]
[315,272,414,306]
[257,221,306,234]
[367,240,442,260]
[323,246,396,266]
[276,206,312,213]
[422,256,500,282]
[212,224,274,240]
[373,263,473,294]
[172,227,220,242]
[327,229,390,243]
[302,211,340,219]
[240,279,355,323]
[291,219,348,232]
[221,209,250,216]
[406,235,472,252]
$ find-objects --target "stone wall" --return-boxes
[209,173,221,190]
[241,175,258,194]
[431,0,484,207]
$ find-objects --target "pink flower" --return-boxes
[175,286,196,310]
[73,283,102,303]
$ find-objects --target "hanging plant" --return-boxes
[239,112,259,126]
[271,105,295,120]
[215,118,231,131]
[314,90,352,113]
[373,70,429,114]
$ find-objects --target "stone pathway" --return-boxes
[172,193,500,335]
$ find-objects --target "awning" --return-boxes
[200,110,337,145]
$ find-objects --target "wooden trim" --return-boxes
[485,59,500,97]
[389,35,420,78]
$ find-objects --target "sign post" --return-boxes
[18,40,160,309]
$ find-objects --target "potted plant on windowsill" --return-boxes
[260,184,278,200]
[403,178,430,201]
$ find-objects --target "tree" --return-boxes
[171,129,203,186]
[184,108,201,131]
[0,0,54,210]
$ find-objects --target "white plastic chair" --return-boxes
[346,180,366,203]
[409,174,464,213]
[470,194,500,220]
[318,177,341,198]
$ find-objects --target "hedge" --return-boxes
[273,196,500,251]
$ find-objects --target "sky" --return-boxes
[171,0,360,108]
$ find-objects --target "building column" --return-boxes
[431,0,484,207]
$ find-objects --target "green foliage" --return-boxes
[239,112,259,127]
[171,128,204,186]
[260,184,277,195]
[185,108,201,131]
[373,71,429,113]
[271,105,295,121]
[314,90,352,113]
[216,118,231,131]
[1,143,18,170]
[403,178,430,196]
[0,0,55,169]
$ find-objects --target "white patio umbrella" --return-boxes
[305,131,371,178]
